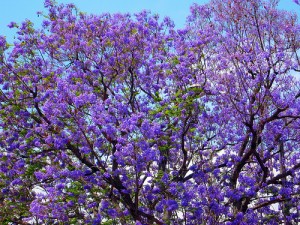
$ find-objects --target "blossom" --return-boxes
[0,0,300,224]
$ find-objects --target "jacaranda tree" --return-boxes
[0,0,300,224]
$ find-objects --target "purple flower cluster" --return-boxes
[0,0,300,224]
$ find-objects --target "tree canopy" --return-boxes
[0,0,300,224]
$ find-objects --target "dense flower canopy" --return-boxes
[0,0,300,224]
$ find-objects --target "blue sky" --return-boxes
[0,0,299,43]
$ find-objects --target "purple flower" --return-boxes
[1,188,9,194]
[166,200,178,211]
[80,146,91,154]
[7,21,17,28]
[34,171,45,180]
[11,178,22,186]
[0,36,6,47]
[30,200,48,219]
[107,209,117,218]
[0,1,300,224]
[92,214,102,225]
[67,200,74,207]
[101,200,109,210]
[155,201,164,213]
